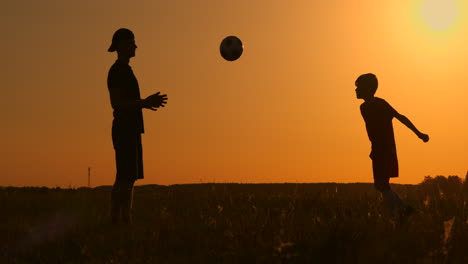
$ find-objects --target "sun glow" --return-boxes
[421,0,458,31]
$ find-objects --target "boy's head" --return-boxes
[355,73,378,100]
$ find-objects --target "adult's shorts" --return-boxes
[112,126,144,181]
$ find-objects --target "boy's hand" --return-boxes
[418,133,429,143]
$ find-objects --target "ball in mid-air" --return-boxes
[220,36,243,61]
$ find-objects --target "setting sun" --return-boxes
[421,0,458,31]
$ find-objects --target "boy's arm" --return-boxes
[395,113,429,142]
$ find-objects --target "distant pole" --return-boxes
[88,167,91,187]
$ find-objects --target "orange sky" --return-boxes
[1,0,467,187]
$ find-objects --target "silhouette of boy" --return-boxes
[355,73,429,223]
[107,28,167,224]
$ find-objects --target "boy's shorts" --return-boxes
[372,156,398,192]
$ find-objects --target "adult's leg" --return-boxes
[119,133,143,224]
[111,178,122,223]
[120,179,135,224]
[111,178,135,224]
[112,128,141,224]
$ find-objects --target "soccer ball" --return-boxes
[220,36,243,61]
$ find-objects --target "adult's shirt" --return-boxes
[360,97,397,160]
[107,60,144,134]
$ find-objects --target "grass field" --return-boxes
[1,175,468,263]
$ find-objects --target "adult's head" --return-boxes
[108,28,137,59]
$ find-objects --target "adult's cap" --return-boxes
[108,28,134,52]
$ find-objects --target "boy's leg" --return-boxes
[375,177,414,222]
[374,176,393,206]
[373,159,407,220]
[375,178,398,220]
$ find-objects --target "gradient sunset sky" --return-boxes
[1,0,467,187]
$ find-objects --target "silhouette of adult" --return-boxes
[355,73,429,224]
[107,28,167,224]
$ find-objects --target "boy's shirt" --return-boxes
[360,97,398,160]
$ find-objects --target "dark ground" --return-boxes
[1,176,468,263]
